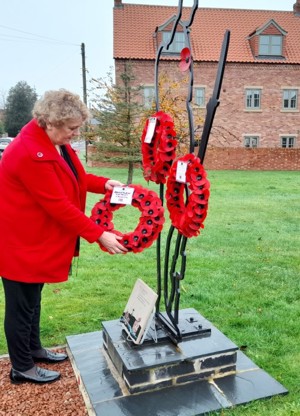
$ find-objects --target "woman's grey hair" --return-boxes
[32,89,90,128]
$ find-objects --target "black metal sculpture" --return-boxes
[153,0,230,343]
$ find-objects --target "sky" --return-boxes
[0,0,295,107]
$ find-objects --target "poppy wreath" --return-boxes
[165,153,210,238]
[141,111,178,184]
[91,184,165,253]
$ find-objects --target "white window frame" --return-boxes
[280,136,295,148]
[162,31,185,54]
[194,87,205,108]
[259,35,282,56]
[143,86,155,109]
[245,88,262,110]
[243,135,259,148]
[282,89,298,110]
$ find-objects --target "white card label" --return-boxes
[176,161,188,183]
[144,117,157,143]
[110,186,134,205]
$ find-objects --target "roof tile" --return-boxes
[114,4,300,64]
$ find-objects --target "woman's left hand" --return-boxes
[105,179,124,191]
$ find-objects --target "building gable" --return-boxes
[156,16,186,56]
[248,19,288,60]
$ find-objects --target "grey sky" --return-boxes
[0,0,295,106]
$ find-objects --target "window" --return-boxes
[259,35,282,56]
[162,31,185,54]
[143,86,155,109]
[244,136,259,148]
[281,137,295,148]
[195,87,205,107]
[246,89,261,109]
[283,89,298,110]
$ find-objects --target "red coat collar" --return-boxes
[19,119,62,162]
[18,119,83,190]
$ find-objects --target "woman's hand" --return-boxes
[98,231,128,254]
[105,179,124,191]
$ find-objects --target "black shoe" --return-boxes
[32,349,68,364]
[10,366,61,384]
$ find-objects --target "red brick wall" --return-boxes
[115,59,300,150]
[203,148,300,170]
[87,145,300,170]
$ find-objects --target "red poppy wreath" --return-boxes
[91,184,165,253]
[141,111,178,184]
[165,153,210,238]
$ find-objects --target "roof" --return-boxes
[113,4,300,64]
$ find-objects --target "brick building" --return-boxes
[112,0,300,170]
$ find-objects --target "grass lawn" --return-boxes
[0,167,299,415]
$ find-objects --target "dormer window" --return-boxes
[259,35,282,56]
[248,19,287,60]
[162,31,185,54]
[155,17,186,55]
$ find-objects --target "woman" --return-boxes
[0,89,127,384]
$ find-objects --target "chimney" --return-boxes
[294,0,300,15]
[114,0,123,8]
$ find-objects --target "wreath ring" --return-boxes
[91,184,165,253]
[165,153,210,238]
[141,111,177,184]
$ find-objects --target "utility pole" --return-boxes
[81,42,88,163]
[81,43,87,105]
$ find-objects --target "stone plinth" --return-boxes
[103,308,238,393]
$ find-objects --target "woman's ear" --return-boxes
[45,122,53,131]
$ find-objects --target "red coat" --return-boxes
[0,119,109,283]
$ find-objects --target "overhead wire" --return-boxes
[0,23,87,98]
[0,24,79,46]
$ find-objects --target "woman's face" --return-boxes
[46,119,83,146]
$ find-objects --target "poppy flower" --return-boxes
[127,232,142,247]
[189,171,207,185]
[162,138,177,152]
[142,204,161,218]
[137,222,153,237]
[190,191,209,204]
[157,150,175,162]
[179,47,192,72]
[193,204,207,215]
[150,210,165,225]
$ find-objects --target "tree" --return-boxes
[0,120,5,136]
[0,89,7,110]
[89,64,143,185]
[5,81,37,137]
[88,67,204,184]
[142,71,204,155]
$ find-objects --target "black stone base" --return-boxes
[66,311,288,416]
[102,308,238,393]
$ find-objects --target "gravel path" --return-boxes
[0,350,88,415]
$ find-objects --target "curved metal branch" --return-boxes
[198,30,230,163]
[153,2,230,343]
[166,231,182,313]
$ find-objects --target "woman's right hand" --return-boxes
[98,231,128,254]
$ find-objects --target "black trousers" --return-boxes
[1,277,44,372]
